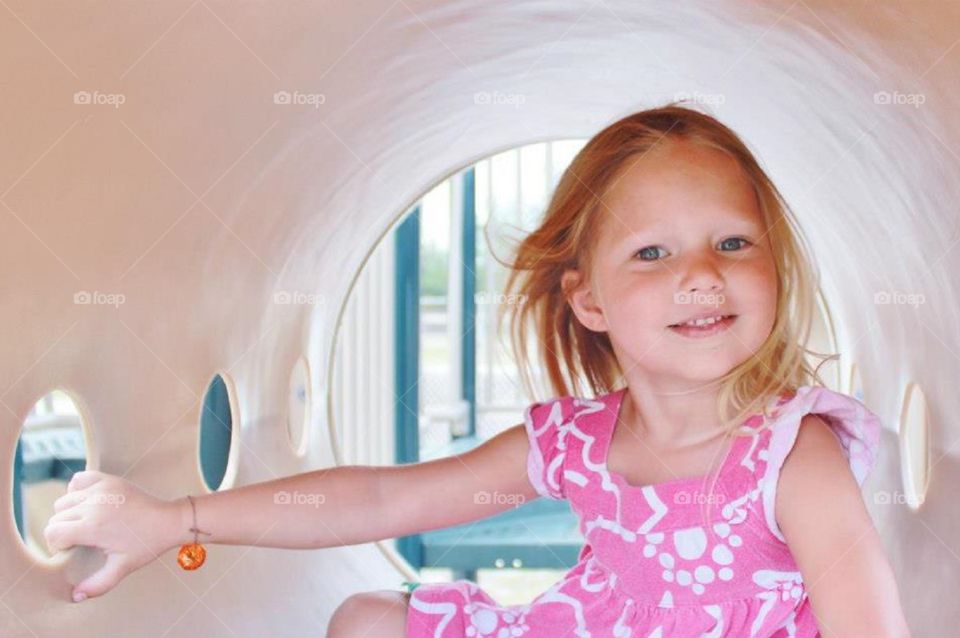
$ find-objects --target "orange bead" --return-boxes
[177,543,206,570]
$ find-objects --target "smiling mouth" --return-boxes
[668,314,738,337]
[668,314,737,328]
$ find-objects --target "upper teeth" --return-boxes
[679,315,727,327]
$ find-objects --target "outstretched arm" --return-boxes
[46,421,539,601]
[167,421,539,548]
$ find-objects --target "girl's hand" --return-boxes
[43,470,182,603]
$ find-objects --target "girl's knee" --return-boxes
[327,590,411,638]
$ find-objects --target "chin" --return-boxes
[665,354,742,383]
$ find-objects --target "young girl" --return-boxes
[45,105,910,637]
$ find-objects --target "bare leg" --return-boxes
[327,590,412,638]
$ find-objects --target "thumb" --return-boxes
[73,552,128,602]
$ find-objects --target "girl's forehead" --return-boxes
[607,144,750,205]
[597,147,761,237]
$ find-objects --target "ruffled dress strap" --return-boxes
[523,395,575,500]
[757,385,882,543]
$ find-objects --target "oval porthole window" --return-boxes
[199,373,238,491]
[288,357,310,455]
[13,389,89,561]
[899,382,930,510]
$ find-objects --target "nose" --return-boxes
[679,252,725,294]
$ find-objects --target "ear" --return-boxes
[561,268,609,333]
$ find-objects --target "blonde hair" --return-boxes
[495,102,836,436]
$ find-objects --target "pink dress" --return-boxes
[405,385,881,637]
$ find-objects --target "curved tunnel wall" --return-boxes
[2,1,959,635]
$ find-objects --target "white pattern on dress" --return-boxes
[702,604,725,637]
[529,589,592,638]
[408,595,460,638]
[613,598,635,637]
[750,570,805,636]
[739,431,761,473]
[574,397,629,520]
[579,556,614,593]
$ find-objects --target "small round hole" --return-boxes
[287,357,311,455]
[13,389,89,561]
[199,373,239,491]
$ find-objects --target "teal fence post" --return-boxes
[462,167,476,438]
[394,207,422,568]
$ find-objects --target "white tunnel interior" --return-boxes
[2,1,958,635]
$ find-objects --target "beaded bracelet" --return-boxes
[177,495,212,570]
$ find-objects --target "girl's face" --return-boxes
[562,139,779,389]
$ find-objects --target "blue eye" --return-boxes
[635,246,667,261]
[633,238,751,262]
[719,237,751,251]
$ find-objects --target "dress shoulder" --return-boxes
[758,385,882,542]
[523,395,575,500]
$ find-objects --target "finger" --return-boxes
[68,470,103,493]
[73,552,128,602]
[53,489,90,513]
[46,508,83,526]
[44,520,96,555]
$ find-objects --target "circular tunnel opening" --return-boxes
[288,356,311,456]
[198,372,240,492]
[12,389,90,562]
[329,139,589,603]
[900,381,930,510]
